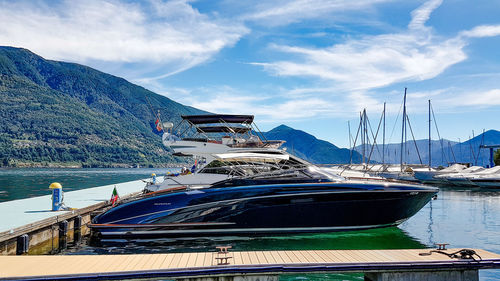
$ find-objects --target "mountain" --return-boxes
[355,139,458,166]
[0,46,203,167]
[354,130,500,167]
[454,130,500,166]
[263,125,362,164]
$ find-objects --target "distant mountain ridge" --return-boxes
[0,46,403,167]
[263,125,362,164]
[0,46,203,167]
[354,129,500,167]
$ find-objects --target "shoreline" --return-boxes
[0,162,187,169]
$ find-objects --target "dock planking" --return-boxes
[1,248,499,280]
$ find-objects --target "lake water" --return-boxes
[0,168,177,202]
[1,168,499,280]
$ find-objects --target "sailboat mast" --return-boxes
[361,111,365,164]
[364,109,368,165]
[348,121,352,165]
[383,102,386,166]
[428,100,431,169]
[400,88,407,173]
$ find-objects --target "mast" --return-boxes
[364,109,368,165]
[382,102,386,166]
[400,88,407,172]
[348,121,352,165]
[361,111,365,164]
[428,99,431,169]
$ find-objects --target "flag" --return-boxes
[155,118,162,132]
[110,186,119,207]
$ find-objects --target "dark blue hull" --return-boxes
[91,181,437,238]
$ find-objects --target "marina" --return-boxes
[2,0,500,280]
[1,112,500,280]
[1,169,500,279]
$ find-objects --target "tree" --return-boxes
[494,149,500,166]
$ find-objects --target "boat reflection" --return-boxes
[79,227,424,255]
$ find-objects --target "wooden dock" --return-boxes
[0,248,499,280]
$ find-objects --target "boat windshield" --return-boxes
[198,152,308,177]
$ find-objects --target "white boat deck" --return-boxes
[0,179,147,233]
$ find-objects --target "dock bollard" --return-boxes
[49,182,63,211]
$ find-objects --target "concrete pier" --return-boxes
[0,179,147,255]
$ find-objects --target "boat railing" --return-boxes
[166,114,285,150]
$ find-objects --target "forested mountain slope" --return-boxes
[0,46,202,167]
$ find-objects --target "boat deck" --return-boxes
[1,248,499,280]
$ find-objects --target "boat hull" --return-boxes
[470,178,500,188]
[91,182,438,238]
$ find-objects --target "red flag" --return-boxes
[155,118,162,132]
[110,186,119,207]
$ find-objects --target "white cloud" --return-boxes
[254,0,479,91]
[408,0,442,31]
[150,83,354,121]
[0,0,248,79]
[259,35,466,91]
[443,89,500,108]
[243,0,391,26]
[460,25,500,38]
[387,88,500,115]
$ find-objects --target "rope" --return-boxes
[430,103,448,164]
[419,249,482,261]
[406,115,423,165]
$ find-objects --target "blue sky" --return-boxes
[1,0,500,148]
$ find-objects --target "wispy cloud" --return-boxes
[150,83,356,121]
[242,0,391,26]
[408,0,442,31]
[254,0,500,94]
[0,0,248,80]
[460,25,500,38]
[442,89,500,108]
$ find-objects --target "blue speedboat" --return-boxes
[91,114,438,238]
[91,165,438,238]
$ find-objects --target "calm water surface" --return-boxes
[1,169,499,280]
[0,168,176,202]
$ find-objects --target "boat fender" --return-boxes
[59,220,68,237]
[16,234,29,255]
